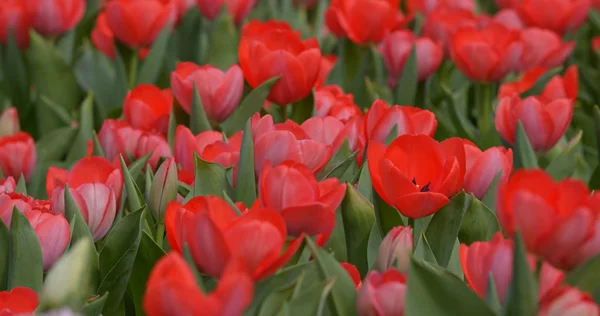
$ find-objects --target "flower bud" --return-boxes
[374,226,413,274]
[149,157,178,223]
[0,107,19,137]
[357,269,407,316]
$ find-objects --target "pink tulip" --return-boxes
[520,28,575,71]
[314,85,362,123]
[26,0,85,37]
[0,0,31,49]
[364,100,437,142]
[170,62,244,123]
[462,140,513,199]
[357,269,407,316]
[225,0,259,25]
[539,286,600,316]
[0,177,16,193]
[0,192,32,227]
[0,107,19,137]
[26,210,70,271]
[374,226,413,274]
[0,132,36,181]
[197,0,223,20]
[493,9,524,30]
[405,0,476,16]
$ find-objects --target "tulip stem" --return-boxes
[476,83,495,149]
[128,53,139,89]
[155,223,165,248]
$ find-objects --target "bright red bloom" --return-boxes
[375,226,413,274]
[166,196,304,280]
[0,0,30,49]
[405,0,475,16]
[26,0,84,37]
[495,95,573,152]
[341,262,362,288]
[0,177,16,193]
[105,0,176,48]
[91,12,115,60]
[49,157,123,241]
[144,253,254,316]
[123,84,173,134]
[0,287,38,314]
[259,161,346,236]
[520,28,575,70]
[499,66,578,103]
[422,8,478,54]
[450,23,522,82]
[325,0,408,45]
[379,30,443,86]
[0,132,36,181]
[497,170,600,270]
[315,85,362,123]
[315,55,338,89]
[357,269,407,316]
[462,140,513,199]
[225,0,259,25]
[539,286,600,315]
[368,134,466,219]
[518,0,591,35]
[0,107,19,137]
[364,100,437,142]
[26,209,70,271]
[170,62,244,123]
[239,20,321,105]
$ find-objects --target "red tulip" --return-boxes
[166,196,303,280]
[593,36,600,52]
[495,0,521,8]
[374,226,413,274]
[0,107,19,137]
[497,169,600,269]
[174,0,195,21]
[422,9,478,54]
[0,192,32,227]
[462,140,513,199]
[91,13,115,60]
[325,0,408,45]
[368,134,466,218]
[315,85,362,123]
[0,287,38,314]
[225,0,259,25]
[105,0,176,48]
[170,62,244,122]
[144,253,254,316]
[495,95,573,152]
[197,0,223,20]
[26,210,70,271]
[520,28,575,70]
[0,177,16,193]
[518,0,591,35]
[379,30,443,86]
[364,100,437,142]
[26,0,84,37]
[450,23,523,82]
[595,0,600,9]
[259,161,346,236]
[499,66,578,102]
[98,119,172,169]
[405,0,475,16]
[0,0,30,49]
[341,262,362,288]
[123,85,173,134]
[492,9,525,30]
[344,116,367,165]
[0,132,36,181]
[315,55,338,89]
[49,157,123,241]
[539,286,600,316]
[239,20,321,105]
[357,269,407,316]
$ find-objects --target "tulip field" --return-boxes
[3,0,600,315]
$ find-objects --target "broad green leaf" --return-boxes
[136,25,172,85]
[56,29,75,65]
[373,190,404,236]
[0,220,8,291]
[258,292,288,316]
[193,154,231,198]
[323,207,348,262]
[190,83,212,134]
[341,185,375,276]
[288,278,336,316]
[81,292,109,316]
[566,253,600,303]
[447,239,464,279]
[97,209,144,315]
[413,232,438,265]
[481,172,502,213]
[357,162,373,203]
[92,131,106,158]
[520,68,562,98]
[290,92,314,124]
[3,30,29,114]
[486,274,502,313]
[395,44,418,105]
[120,156,146,213]
[503,233,538,316]
[129,232,167,315]
[458,195,501,245]
[443,86,476,140]
[321,152,358,181]
[546,131,583,181]
[38,95,71,126]
[15,175,27,195]
[66,93,94,163]
[7,208,43,292]
[220,77,280,135]
[36,126,77,162]
[204,15,239,70]
[235,119,257,207]
[366,221,382,271]
[513,121,539,169]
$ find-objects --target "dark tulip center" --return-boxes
[412,178,431,193]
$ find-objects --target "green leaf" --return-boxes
[545,131,583,181]
[3,30,29,114]
[129,232,167,315]
[486,274,502,313]
[167,108,177,152]
[481,171,502,213]
[405,258,496,316]
[81,292,109,316]
[0,220,8,291]
[290,92,314,124]
[220,77,280,135]
[341,185,375,276]
[36,126,77,162]
[136,25,172,85]
[459,194,501,245]
[56,29,75,65]
[373,190,404,236]
[92,131,106,158]
[38,95,71,126]
[66,93,94,163]
[323,207,348,262]
[258,292,288,316]
[7,208,43,292]
[443,86,476,140]
[97,209,144,315]
[366,221,382,271]
[394,44,418,105]
[120,155,146,213]
[204,15,239,70]
[190,83,212,134]
[446,238,464,279]
[320,152,358,181]
[38,239,94,311]
[357,162,373,203]
[413,232,438,265]
[193,154,231,198]
[566,254,600,303]
[503,233,538,316]
[513,121,539,170]
[305,237,357,316]
[425,192,470,267]
[15,175,27,195]
[287,278,335,316]
[235,119,257,207]
[520,68,562,98]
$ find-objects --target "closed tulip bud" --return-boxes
[0,132,37,181]
[462,140,513,199]
[520,28,575,70]
[0,287,39,314]
[518,0,590,35]
[539,286,600,316]
[26,210,70,271]
[365,100,437,143]
[374,226,413,274]
[225,0,259,25]
[0,0,30,49]
[406,0,475,16]
[315,55,338,89]
[357,269,407,316]
[239,20,321,105]
[123,85,173,134]
[0,177,16,193]
[325,0,408,45]
[149,157,178,223]
[0,192,33,227]
[0,107,19,137]
[26,0,84,37]
[197,0,223,20]
[170,62,244,123]
[91,13,115,60]
[105,0,176,48]
[259,161,346,236]
[495,95,573,152]
[422,9,478,54]
[379,30,443,87]
[315,85,362,123]
[368,135,466,218]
